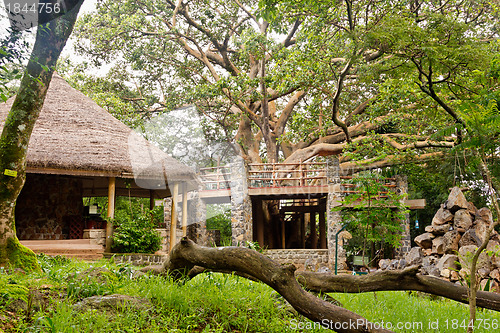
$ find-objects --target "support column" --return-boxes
[105,177,116,253]
[395,175,411,259]
[319,209,326,249]
[149,190,155,210]
[230,158,252,246]
[182,183,188,236]
[169,182,179,252]
[326,157,345,271]
[310,211,317,249]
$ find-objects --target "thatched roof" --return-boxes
[0,74,198,197]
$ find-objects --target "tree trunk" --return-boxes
[164,238,393,333]
[0,1,83,270]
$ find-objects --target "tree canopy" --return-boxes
[71,0,498,174]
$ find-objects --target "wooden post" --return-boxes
[300,213,306,249]
[182,182,188,236]
[105,177,116,253]
[310,212,317,249]
[281,216,286,249]
[149,190,155,210]
[319,209,326,249]
[170,182,179,252]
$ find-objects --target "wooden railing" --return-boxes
[198,166,231,191]
[198,162,399,194]
[247,162,327,188]
[339,176,398,199]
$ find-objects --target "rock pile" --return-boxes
[379,187,500,291]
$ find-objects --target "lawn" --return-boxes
[0,256,499,332]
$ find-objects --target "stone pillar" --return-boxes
[187,186,208,246]
[326,157,345,270]
[395,175,411,259]
[230,158,253,246]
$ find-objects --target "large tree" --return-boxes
[0,1,84,269]
[73,0,497,171]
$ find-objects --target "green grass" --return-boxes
[0,256,499,332]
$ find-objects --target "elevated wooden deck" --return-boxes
[20,239,104,261]
[198,162,426,208]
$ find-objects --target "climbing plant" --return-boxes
[335,172,409,267]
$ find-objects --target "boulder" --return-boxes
[454,209,473,230]
[378,259,391,270]
[436,254,458,272]
[432,206,454,226]
[423,248,432,256]
[450,270,460,281]
[431,237,445,255]
[458,245,492,274]
[443,230,461,254]
[490,269,500,281]
[441,268,451,278]
[446,187,468,212]
[487,241,500,268]
[425,224,452,235]
[459,230,482,247]
[478,267,491,279]
[405,247,423,266]
[473,219,490,243]
[421,256,439,275]
[415,232,434,249]
[466,201,479,219]
[478,207,494,225]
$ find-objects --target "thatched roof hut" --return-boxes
[0,74,198,198]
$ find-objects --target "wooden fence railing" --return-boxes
[247,161,327,188]
[198,162,399,195]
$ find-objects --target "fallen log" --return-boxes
[296,266,500,312]
[163,238,392,333]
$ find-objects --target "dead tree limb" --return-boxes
[163,238,393,333]
[296,266,500,312]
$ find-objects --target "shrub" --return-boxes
[111,212,162,254]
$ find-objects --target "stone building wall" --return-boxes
[264,249,329,271]
[230,158,252,245]
[326,157,345,270]
[16,174,84,240]
[395,175,412,259]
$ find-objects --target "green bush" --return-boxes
[111,211,162,254]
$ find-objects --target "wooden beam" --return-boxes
[182,183,188,236]
[105,177,116,253]
[407,199,426,209]
[310,212,317,249]
[280,205,325,213]
[319,210,326,249]
[170,182,179,252]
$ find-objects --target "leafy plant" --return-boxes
[111,210,162,254]
[335,172,409,266]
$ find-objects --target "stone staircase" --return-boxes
[20,239,104,261]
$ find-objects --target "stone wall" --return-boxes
[395,175,412,259]
[230,158,252,245]
[326,157,345,270]
[264,249,329,271]
[103,253,167,266]
[16,174,84,240]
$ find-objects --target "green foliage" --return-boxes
[111,211,162,254]
[336,173,408,263]
[206,205,232,245]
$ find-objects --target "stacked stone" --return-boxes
[401,187,500,291]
